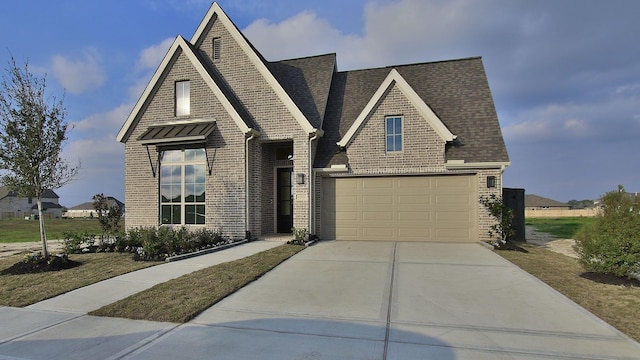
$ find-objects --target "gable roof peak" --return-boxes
[337,68,456,148]
[188,2,317,134]
[117,34,255,142]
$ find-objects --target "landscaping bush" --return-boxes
[479,194,515,249]
[61,226,226,261]
[190,228,223,249]
[575,185,640,279]
[62,230,97,254]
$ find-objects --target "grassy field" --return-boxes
[90,244,304,323]
[498,245,640,342]
[525,217,595,239]
[0,252,158,307]
[0,218,106,243]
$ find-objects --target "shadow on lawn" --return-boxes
[495,242,529,253]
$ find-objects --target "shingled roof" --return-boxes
[0,186,59,200]
[525,194,569,208]
[314,57,509,168]
[268,54,336,129]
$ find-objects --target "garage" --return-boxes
[321,175,478,242]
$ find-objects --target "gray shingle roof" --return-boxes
[525,194,569,208]
[314,57,509,168]
[31,202,62,211]
[68,197,125,211]
[268,54,336,129]
[0,186,59,200]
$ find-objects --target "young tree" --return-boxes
[479,194,515,248]
[92,193,123,236]
[0,57,78,259]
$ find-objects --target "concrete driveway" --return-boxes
[1,241,639,359]
[131,241,640,359]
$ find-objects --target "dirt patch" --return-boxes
[0,240,65,259]
[525,226,579,258]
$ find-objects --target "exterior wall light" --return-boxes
[487,176,496,188]
[296,173,305,185]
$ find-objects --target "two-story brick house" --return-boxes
[0,186,63,219]
[117,2,510,243]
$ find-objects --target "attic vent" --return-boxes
[213,37,221,60]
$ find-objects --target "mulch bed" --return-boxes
[1,254,81,275]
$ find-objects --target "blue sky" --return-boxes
[1,0,639,207]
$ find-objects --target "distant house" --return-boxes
[0,186,63,219]
[64,197,125,218]
[525,194,570,211]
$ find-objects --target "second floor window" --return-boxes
[175,80,190,116]
[386,116,403,152]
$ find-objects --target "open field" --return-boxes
[525,216,595,239]
[0,218,106,243]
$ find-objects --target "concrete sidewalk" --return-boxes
[1,241,640,359]
[27,240,282,314]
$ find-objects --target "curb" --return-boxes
[165,239,248,262]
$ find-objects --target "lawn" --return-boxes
[526,217,595,239]
[0,252,158,307]
[90,244,304,323]
[0,218,106,243]
[498,245,640,342]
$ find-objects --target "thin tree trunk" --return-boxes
[37,198,49,259]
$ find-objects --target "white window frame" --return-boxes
[159,148,206,226]
[175,80,190,117]
[385,116,403,152]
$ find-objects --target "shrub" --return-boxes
[479,194,515,248]
[128,226,224,261]
[190,228,223,249]
[62,230,97,254]
[575,185,640,279]
[289,227,309,245]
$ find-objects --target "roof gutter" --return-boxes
[445,160,511,172]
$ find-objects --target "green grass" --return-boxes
[525,217,595,239]
[0,252,158,307]
[90,244,304,323]
[498,245,640,342]
[0,218,106,243]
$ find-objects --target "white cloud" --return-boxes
[51,49,106,94]
[136,37,174,70]
[244,11,348,61]
[59,136,124,206]
[72,103,133,137]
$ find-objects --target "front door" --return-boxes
[276,167,293,233]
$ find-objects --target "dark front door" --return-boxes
[277,167,293,233]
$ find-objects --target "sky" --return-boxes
[0,0,638,207]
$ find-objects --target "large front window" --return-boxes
[160,149,206,225]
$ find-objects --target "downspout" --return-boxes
[245,129,259,239]
[308,129,323,236]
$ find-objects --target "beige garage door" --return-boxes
[321,175,478,242]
